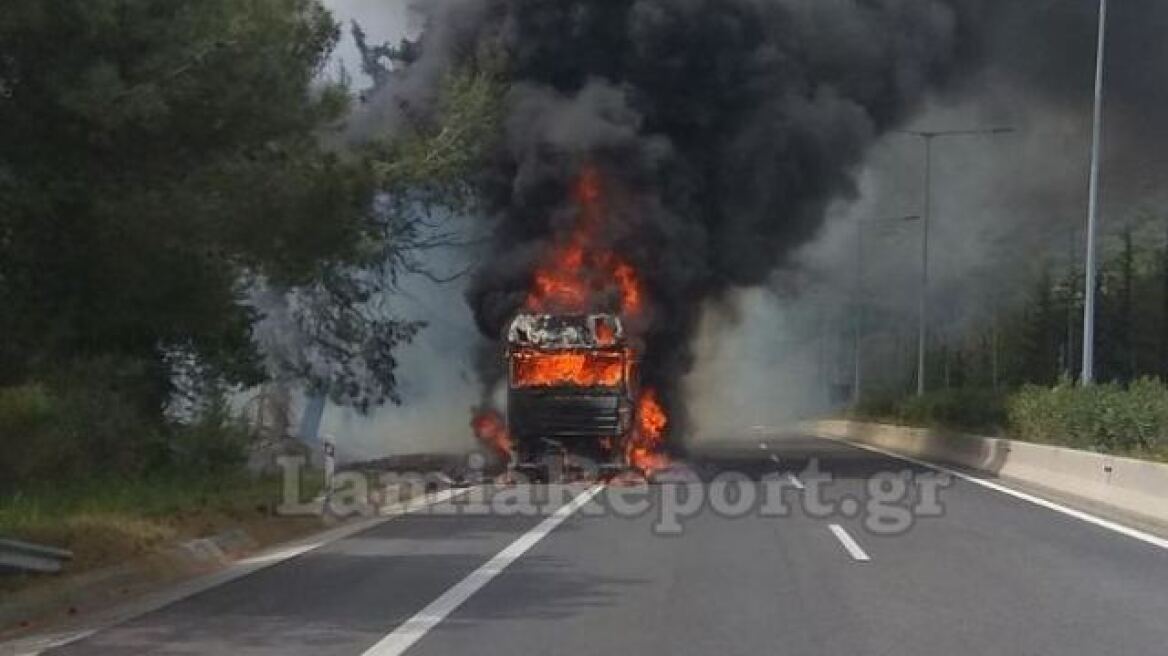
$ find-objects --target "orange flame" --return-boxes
[511,349,626,388]
[629,389,670,474]
[471,408,513,458]
[525,166,644,317]
[613,262,642,315]
[476,166,671,474]
[594,317,617,347]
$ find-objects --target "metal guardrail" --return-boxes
[0,538,74,574]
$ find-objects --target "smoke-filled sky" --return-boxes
[803,0,1168,343]
[322,0,1168,451]
[732,0,1168,425]
[448,0,998,442]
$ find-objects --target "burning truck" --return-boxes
[471,167,670,480]
[504,313,637,479]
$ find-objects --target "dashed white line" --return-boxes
[361,484,605,656]
[769,454,781,465]
[829,524,871,562]
[786,472,805,490]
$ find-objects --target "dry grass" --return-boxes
[0,472,325,594]
[17,514,178,573]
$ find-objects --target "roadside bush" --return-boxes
[851,394,898,422]
[0,384,55,429]
[168,399,251,475]
[0,359,253,493]
[896,388,1008,434]
[850,388,1007,434]
[0,385,65,484]
[0,358,168,489]
[1007,378,1168,456]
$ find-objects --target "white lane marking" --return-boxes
[786,473,805,490]
[4,488,473,656]
[769,454,781,464]
[835,439,1168,552]
[829,524,871,562]
[362,485,605,656]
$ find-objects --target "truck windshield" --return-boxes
[510,349,625,389]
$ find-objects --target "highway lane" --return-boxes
[35,434,1168,656]
[43,493,560,656]
[403,436,1168,655]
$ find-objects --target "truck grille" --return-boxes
[508,390,626,439]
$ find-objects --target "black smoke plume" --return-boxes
[372,0,1165,442]
[416,0,993,439]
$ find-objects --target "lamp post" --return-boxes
[896,127,1015,396]
[1081,0,1109,385]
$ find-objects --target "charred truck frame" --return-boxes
[505,313,639,478]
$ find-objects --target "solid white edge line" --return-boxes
[828,524,871,562]
[5,487,474,656]
[832,437,1168,551]
[362,484,605,656]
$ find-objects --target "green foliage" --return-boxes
[1019,266,1062,386]
[167,396,252,474]
[0,360,253,492]
[853,379,1167,460]
[0,0,510,502]
[0,385,55,436]
[0,470,325,581]
[0,360,158,487]
[0,0,363,395]
[368,70,505,201]
[0,0,510,439]
[852,388,1008,435]
[1008,378,1168,457]
[934,215,1167,392]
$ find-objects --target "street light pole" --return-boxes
[897,127,1015,396]
[1081,0,1109,385]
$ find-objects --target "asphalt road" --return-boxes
[33,434,1168,655]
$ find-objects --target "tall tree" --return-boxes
[0,0,368,402]
[1020,265,1061,386]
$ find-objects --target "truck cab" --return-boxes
[506,313,639,479]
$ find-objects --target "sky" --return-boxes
[324,0,416,87]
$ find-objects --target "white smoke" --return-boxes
[319,213,491,461]
[684,288,833,443]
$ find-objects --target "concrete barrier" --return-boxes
[808,420,1168,527]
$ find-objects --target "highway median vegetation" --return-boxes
[850,379,1168,463]
[1007,378,1168,460]
[850,213,1168,464]
[852,388,1009,436]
